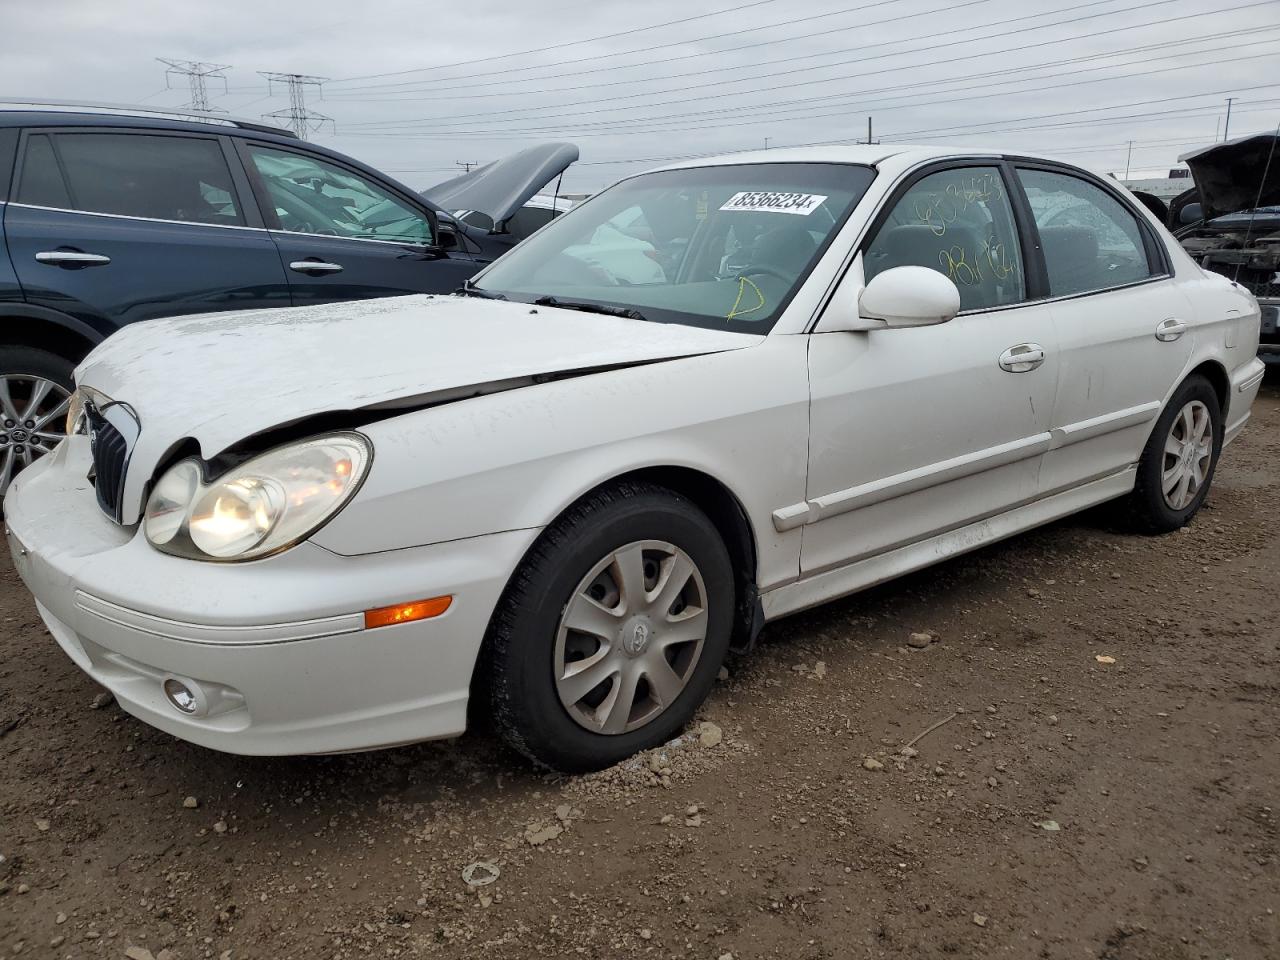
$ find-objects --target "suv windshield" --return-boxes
[472,163,875,333]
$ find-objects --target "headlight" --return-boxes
[65,389,86,435]
[143,434,371,561]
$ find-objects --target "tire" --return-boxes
[1126,374,1222,533]
[0,346,76,496]
[485,481,735,772]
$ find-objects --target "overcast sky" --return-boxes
[2,0,1277,193]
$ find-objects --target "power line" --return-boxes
[329,0,784,83]
[329,0,906,90]
[344,3,1278,131]
[334,40,1280,141]
[155,58,230,112]
[328,0,1002,99]
[553,97,1278,180]
[259,73,333,139]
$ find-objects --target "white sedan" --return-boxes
[5,145,1266,772]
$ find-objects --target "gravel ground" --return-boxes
[2,373,1278,960]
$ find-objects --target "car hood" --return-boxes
[76,295,762,524]
[420,142,579,227]
[1179,132,1280,220]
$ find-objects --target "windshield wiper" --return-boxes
[533,296,646,321]
[458,279,507,300]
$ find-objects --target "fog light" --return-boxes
[162,675,208,717]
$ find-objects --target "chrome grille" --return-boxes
[86,404,130,522]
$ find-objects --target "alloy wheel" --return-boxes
[554,539,708,735]
[0,375,71,495]
[1161,399,1213,510]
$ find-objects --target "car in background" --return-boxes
[0,100,577,490]
[1134,133,1280,359]
[424,143,584,254]
[5,144,1265,772]
[456,194,581,242]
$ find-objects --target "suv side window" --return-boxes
[19,133,245,226]
[864,166,1024,311]
[16,134,72,209]
[1017,167,1154,296]
[246,144,433,245]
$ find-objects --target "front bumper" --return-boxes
[5,438,539,755]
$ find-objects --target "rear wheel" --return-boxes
[0,347,75,495]
[485,482,735,772]
[1126,374,1222,533]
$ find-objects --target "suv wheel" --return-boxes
[486,481,735,772]
[0,347,75,495]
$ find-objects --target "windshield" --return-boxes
[472,163,875,333]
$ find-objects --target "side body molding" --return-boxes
[773,401,1162,533]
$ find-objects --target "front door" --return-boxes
[1013,165,1196,494]
[239,142,478,306]
[4,129,290,328]
[801,163,1059,575]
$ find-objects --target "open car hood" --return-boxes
[421,142,579,228]
[75,295,760,524]
[1179,132,1280,220]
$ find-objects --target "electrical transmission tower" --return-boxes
[156,58,230,112]
[259,73,333,139]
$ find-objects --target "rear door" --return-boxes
[3,128,289,328]
[1013,164,1194,494]
[238,141,478,305]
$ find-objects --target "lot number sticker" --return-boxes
[719,191,828,215]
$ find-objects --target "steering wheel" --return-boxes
[735,265,792,284]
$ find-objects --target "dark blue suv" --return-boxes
[0,102,575,491]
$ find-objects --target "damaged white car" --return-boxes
[5,146,1266,771]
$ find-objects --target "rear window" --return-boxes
[18,132,244,227]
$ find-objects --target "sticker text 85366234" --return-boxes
[719,191,828,216]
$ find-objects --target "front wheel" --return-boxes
[1126,374,1222,533]
[485,482,735,772]
[0,346,75,495]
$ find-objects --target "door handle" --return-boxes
[289,259,344,275]
[998,342,1046,373]
[1155,317,1187,341]
[35,250,111,267]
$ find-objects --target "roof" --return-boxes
[648,144,989,173]
[0,98,295,137]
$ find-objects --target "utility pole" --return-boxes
[763,137,770,150]
[867,117,872,145]
[456,161,479,173]
[259,72,333,140]
[1125,140,1133,180]
[156,58,230,112]
[1224,97,1236,141]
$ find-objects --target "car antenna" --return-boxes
[1234,118,1280,284]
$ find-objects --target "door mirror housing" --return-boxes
[1178,201,1203,226]
[846,266,962,329]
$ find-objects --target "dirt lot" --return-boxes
[2,374,1278,960]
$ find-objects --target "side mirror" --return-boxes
[1178,202,1204,226]
[436,222,459,250]
[856,266,961,328]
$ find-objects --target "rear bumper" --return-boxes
[1258,298,1278,352]
[1225,356,1267,446]
[5,439,539,755]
